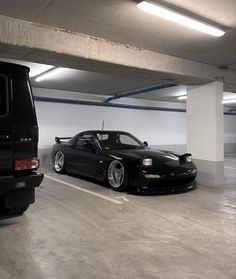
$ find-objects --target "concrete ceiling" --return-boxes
[0,0,235,102]
[1,58,235,109]
[0,57,173,95]
[0,0,235,67]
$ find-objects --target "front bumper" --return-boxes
[138,176,196,193]
[129,168,197,193]
[0,172,44,194]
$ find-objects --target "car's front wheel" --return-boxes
[54,151,66,173]
[107,160,128,192]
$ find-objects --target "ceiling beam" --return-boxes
[0,15,235,91]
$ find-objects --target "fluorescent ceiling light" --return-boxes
[29,65,54,78]
[178,95,187,100]
[35,67,64,82]
[137,1,225,37]
[222,99,236,104]
[223,95,236,100]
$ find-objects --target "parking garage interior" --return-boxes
[0,1,236,279]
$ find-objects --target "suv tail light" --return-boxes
[15,158,40,171]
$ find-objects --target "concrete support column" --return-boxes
[187,81,224,186]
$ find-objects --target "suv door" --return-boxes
[12,67,38,161]
[0,72,13,176]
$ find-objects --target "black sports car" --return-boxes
[51,130,197,193]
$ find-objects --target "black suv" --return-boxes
[0,62,43,216]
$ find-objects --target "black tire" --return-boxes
[54,151,66,174]
[107,160,128,192]
[4,205,29,216]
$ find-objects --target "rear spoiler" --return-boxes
[55,137,72,144]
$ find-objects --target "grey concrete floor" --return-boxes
[0,156,235,279]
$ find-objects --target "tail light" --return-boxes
[15,158,40,171]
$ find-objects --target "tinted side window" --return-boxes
[97,134,109,141]
[76,134,94,147]
[119,134,140,146]
[0,75,8,118]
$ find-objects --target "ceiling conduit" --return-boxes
[104,83,178,103]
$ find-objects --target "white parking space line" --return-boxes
[224,167,236,170]
[44,175,123,205]
[115,196,130,202]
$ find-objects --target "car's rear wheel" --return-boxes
[2,205,29,216]
[107,160,128,192]
[54,151,66,173]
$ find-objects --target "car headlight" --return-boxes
[185,154,192,163]
[142,158,152,166]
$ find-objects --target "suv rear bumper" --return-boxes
[0,172,44,194]
[0,172,43,208]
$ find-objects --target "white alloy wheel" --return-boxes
[54,151,65,173]
[107,160,125,189]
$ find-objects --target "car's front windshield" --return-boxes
[96,132,144,150]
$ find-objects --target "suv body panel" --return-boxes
[0,62,43,212]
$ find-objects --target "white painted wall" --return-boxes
[33,87,186,149]
[33,87,236,154]
[224,115,236,143]
[35,101,186,148]
[224,115,236,153]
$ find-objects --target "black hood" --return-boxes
[107,148,180,163]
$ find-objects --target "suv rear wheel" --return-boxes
[6,205,29,215]
[0,204,29,216]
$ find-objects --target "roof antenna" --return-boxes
[102,120,104,130]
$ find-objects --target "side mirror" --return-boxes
[143,141,148,147]
[55,137,61,144]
